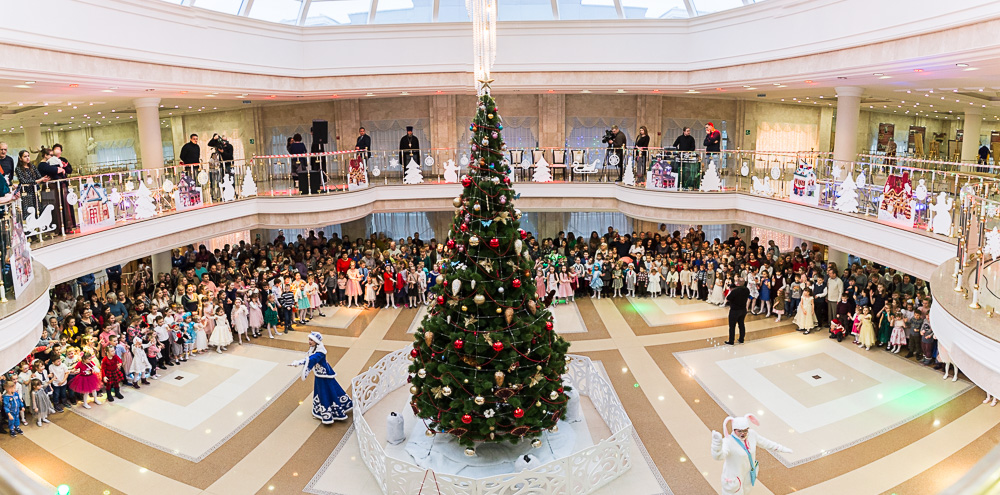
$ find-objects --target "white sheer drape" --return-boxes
[457,115,538,151]
[566,117,635,148]
[95,139,138,164]
[755,122,818,152]
[361,118,431,158]
[367,212,435,240]
[266,124,316,155]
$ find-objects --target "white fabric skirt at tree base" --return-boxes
[350,346,634,495]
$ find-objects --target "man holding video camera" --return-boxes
[604,125,627,181]
[208,133,235,177]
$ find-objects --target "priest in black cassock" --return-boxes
[399,126,420,166]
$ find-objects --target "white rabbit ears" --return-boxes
[724,414,760,433]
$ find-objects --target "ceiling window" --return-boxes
[557,0,618,20]
[437,0,472,22]
[248,0,305,24]
[191,0,246,15]
[498,0,554,21]
[304,0,372,25]
[622,0,689,19]
[692,0,746,15]
[373,0,433,24]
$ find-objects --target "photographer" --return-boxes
[208,133,235,178]
[604,125,627,182]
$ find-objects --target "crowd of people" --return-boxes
[1,223,954,437]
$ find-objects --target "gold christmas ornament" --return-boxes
[536,401,542,407]
[496,307,503,314]
[424,331,434,346]
[442,386,452,396]
[490,432,495,440]
[461,305,468,312]
[536,365,542,371]
[417,368,427,378]
[551,425,559,433]
[465,448,477,457]
[410,385,419,395]
[550,391,559,400]
[426,429,436,437]
[453,196,463,208]
[514,239,523,255]
[474,294,486,305]
[475,396,485,405]
[527,300,537,315]
[463,378,469,384]
[473,203,481,212]
[532,439,542,448]
[452,278,462,296]
[469,236,480,247]
[504,307,514,325]
[494,371,505,387]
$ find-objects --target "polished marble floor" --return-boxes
[2,297,998,495]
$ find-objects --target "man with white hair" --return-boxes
[711,413,792,494]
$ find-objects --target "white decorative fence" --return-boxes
[350,345,634,495]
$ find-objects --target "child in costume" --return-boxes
[828,318,845,342]
[711,413,792,495]
[70,350,102,408]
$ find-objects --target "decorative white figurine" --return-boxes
[711,413,791,495]
[386,412,405,445]
[442,159,460,183]
[930,191,954,235]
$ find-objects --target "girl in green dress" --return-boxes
[264,293,280,338]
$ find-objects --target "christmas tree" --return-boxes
[532,156,552,182]
[835,173,859,213]
[622,156,636,186]
[404,158,424,184]
[241,167,257,197]
[409,93,571,451]
[134,181,157,219]
[699,159,722,192]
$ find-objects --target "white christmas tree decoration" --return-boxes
[914,178,929,202]
[532,156,553,182]
[241,167,258,197]
[134,181,157,219]
[220,173,236,202]
[443,159,460,183]
[985,227,1000,261]
[930,191,954,235]
[699,160,722,192]
[404,158,424,184]
[835,173,859,213]
[622,156,636,186]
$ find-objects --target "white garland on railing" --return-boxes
[350,346,634,495]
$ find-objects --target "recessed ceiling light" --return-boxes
[873,73,883,76]
[580,90,591,94]
[101,89,114,93]
[365,93,375,97]
[956,63,969,67]
[652,89,660,93]
[24,81,35,85]
[69,84,79,88]
[878,76,892,79]
[616,89,626,93]
[13,85,29,89]
[913,69,923,72]
[804,80,814,84]
[206,94,215,97]
[964,67,979,71]
[772,83,781,86]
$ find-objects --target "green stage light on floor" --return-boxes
[634,383,640,388]
[56,485,71,495]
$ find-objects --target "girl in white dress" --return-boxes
[708,276,725,306]
[129,337,153,383]
[192,315,208,353]
[208,307,233,353]
[648,268,662,297]
[248,293,264,338]
[231,299,250,345]
[794,288,818,334]
[666,268,679,298]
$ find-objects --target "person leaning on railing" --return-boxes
[36,147,77,234]
[13,150,47,219]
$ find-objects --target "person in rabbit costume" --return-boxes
[711,413,791,495]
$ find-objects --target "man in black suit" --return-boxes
[725,277,750,345]
[355,127,372,162]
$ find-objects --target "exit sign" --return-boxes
[745,130,751,135]
[249,138,255,144]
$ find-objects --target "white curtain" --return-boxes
[750,227,797,252]
[566,117,635,149]
[367,212,435,240]
[457,115,538,152]
[266,124,319,155]
[95,139,138,165]
[361,118,431,161]
[755,122,819,152]
[267,225,343,245]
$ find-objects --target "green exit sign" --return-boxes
[249,138,255,144]
[745,130,751,135]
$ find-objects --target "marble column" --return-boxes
[833,87,864,166]
[960,106,983,164]
[134,97,164,170]
[827,248,849,274]
[151,250,172,278]
[23,120,42,152]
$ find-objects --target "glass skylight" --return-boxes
[174,0,760,25]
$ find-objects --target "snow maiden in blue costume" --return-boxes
[289,332,353,423]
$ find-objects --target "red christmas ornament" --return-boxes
[446,239,455,249]
[437,295,445,305]
[454,339,464,349]
[519,229,528,239]
[492,341,504,352]
[489,238,500,248]
[461,176,472,187]
[512,279,521,288]
[410,349,419,358]
[462,414,472,424]
[513,408,524,418]
[557,387,564,393]
[546,321,554,331]
[504,177,511,185]
[460,223,469,232]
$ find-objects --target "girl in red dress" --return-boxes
[69,350,102,409]
[100,346,126,403]
[383,265,397,309]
